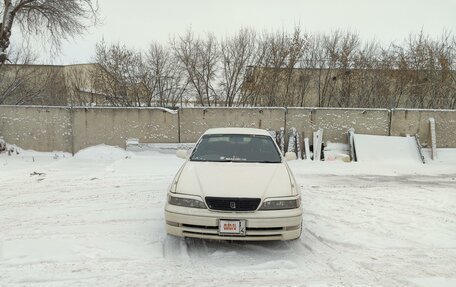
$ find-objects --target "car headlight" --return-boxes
[168,194,207,209]
[259,197,300,210]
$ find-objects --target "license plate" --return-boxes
[218,220,246,236]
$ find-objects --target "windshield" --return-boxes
[190,134,282,163]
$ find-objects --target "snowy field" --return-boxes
[1,146,456,287]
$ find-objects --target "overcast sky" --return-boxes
[26,0,456,64]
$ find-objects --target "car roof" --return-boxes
[203,127,272,136]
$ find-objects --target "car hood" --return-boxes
[175,161,296,198]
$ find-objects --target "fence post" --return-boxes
[70,106,75,156]
[178,108,181,143]
[429,117,437,160]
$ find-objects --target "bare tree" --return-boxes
[171,30,219,106]
[0,0,98,64]
[315,31,359,107]
[235,35,270,107]
[295,34,320,107]
[94,41,146,107]
[313,32,338,107]
[262,30,290,106]
[379,31,456,109]
[145,42,188,107]
[4,25,452,109]
[281,27,308,106]
[219,28,258,106]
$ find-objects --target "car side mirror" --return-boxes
[284,152,297,161]
[176,149,189,159]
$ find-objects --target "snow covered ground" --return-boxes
[1,146,455,287]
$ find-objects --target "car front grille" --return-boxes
[179,223,295,240]
[205,197,261,211]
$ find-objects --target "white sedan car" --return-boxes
[165,128,302,241]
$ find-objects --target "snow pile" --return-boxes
[0,137,18,155]
[0,138,69,158]
[324,142,350,162]
[0,136,5,152]
[156,107,178,114]
[126,138,140,147]
[423,148,456,165]
[74,144,134,160]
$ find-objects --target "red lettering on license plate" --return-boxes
[219,220,245,235]
[224,223,236,230]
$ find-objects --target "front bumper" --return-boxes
[165,203,302,241]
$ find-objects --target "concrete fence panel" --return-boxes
[285,108,313,140]
[0,105,72,152]
[2,105,456,152]
[390,109,456,148]
[310,108,390,144]
[179,108,286,143]
[72,107,179,152]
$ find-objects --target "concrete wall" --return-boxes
[73,108,179,151]
[286,108,390,144]
[285,108,313,140]
[179,108,286,142]
[390,109,456,148]
[0,106,72,152]
[1,106,455,152]
[310,108,390,144]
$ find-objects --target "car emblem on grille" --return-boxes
[230,201,236,209]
